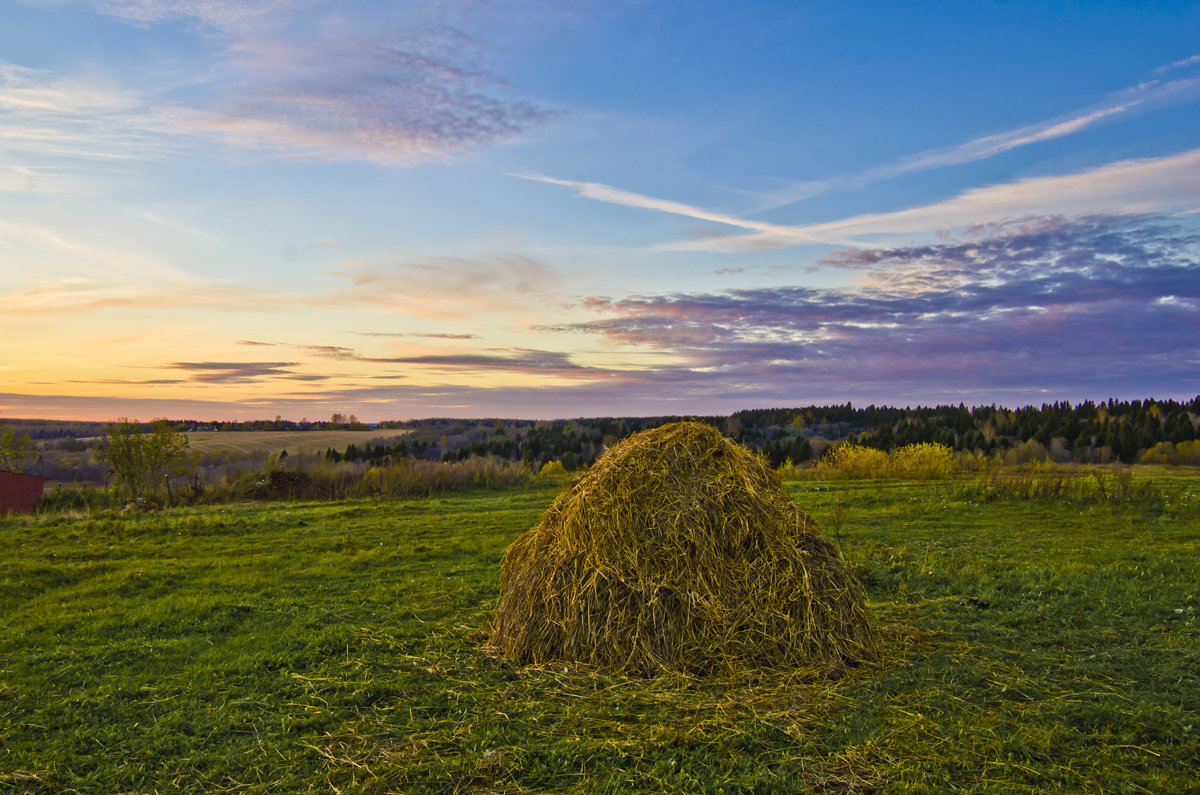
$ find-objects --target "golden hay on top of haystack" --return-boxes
[488,421,880,677]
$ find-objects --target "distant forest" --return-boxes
[5,396,1200,483]
[324,396,1200,470]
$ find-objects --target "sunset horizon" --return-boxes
[3,2,1198,423]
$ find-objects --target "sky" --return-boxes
[1,0,1198,422]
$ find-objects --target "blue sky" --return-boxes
[1,0,1198,421]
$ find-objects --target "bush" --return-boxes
[36,487,121,514]
[266,469,312,498]
[889,443,958,479]
[776,458,809,480]
[812,444,890,479]
[538,460,568,478]
[804,443,960,480]
[1140,440,1200,466]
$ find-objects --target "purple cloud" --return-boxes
[368,349,623,379]
[295,345,359,360]
[552,215,1200,402]
[150,3,554,165]
[165,361,301,383]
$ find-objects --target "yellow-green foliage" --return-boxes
[776,458,806,480]
[1140,440,1200,466]
[817,444,890,478]
[537,460,568,478]
[812,442,958,479]
[489,421,879,676]
[889,442,958,479]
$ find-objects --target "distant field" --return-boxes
[2,475,1197,792]
[184,430,410,457]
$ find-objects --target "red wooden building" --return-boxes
[0,470,47,516]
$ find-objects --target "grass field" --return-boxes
[1,475,1198,792]
[183,430,410,458]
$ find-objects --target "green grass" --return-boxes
[1,476,1198,793]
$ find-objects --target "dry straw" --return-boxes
[489,421,880,676]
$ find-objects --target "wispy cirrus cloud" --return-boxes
[0,60,170,193]
[523,56,1200,251]
[0,276,288,314]
[662,147,1200,252]
[0,248,559,326]
[754,68,1200,210]
[329,252,563,320]
[96,0,304,35]
[1152,54,1200,75]
[524,147,1200,253]
[516,173,833,244]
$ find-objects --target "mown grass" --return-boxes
[183,430,411,457]
[1,475,1198,793]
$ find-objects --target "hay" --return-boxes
[488,421,880,676]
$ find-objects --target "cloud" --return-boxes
[0,250,559,330]
[295,344,359,360]
[661,147,1200,252]
[96,0,304,35]
[5,2,552,173]
[517,173,839,244]
[876,103,1140,177]
[522,58,1200,248]
[164,361,301,383]
[749,64,1200,212]
[329,252,563,320]
[68,378,187,385]
[0,60,172,193]
[0,61,139,117]
[348,331,481,340]
[552,215,1200,400]
[0,276,290,314]
[6,216,1195,419]
[367,348,622,380]
[521,147,1200,252]
[114,1,554,165]
[842,74,1200,187]
[1152,54,1200,75]
[165,46,548,165]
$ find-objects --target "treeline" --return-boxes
[0,416,409,439]
[849,399,1198,464]
[323,397,1200,469]
[728,398,1200,464]
[324,417,719,471]
[8,396,1200,489]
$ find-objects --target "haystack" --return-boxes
[488,421,879,676]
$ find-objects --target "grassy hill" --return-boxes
[1,476,1197,792]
